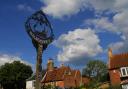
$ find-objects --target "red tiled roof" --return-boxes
[41,66,88,85]
[41,66,72,83]
[109,53,128,69]
[41,65,90,87]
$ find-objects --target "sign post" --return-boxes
[25,10,54,89]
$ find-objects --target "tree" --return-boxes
[82,60,108,82]
[0,61,33,89]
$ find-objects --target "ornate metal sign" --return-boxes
[25,10,54,45]
[25,10,54,89]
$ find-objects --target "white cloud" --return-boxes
[17,4,34,12]
[42,0,86,18]
[41,0,128,53]
[108,42,124,51]
[113,10,128,30]
[85,14,128,52]
[87,0,128,34]
[87,0,115,11]
[87,0,128,14]
[85,10,128,35]
[41,0,115,18]
[85,17,117,33]
[41,0,128,18]
[84,2,128,52]
[54,28,102,65]
[114,0,128,11]
[0,54,32,67]
[108,40,128,53]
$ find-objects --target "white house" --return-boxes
[26,80,35,89]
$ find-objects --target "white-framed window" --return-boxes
[120,67,128,77]
[64,70,71,75]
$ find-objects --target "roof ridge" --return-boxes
[109,52,128,69]
[113,52,128,57]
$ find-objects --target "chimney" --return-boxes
[61,63,64,67]
[108,48,113,58]
[108,48,113,68]
[47,59,54,71]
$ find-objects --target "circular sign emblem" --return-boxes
[25,10,54,45]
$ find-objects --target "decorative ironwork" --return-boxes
[25,10,54,46]
[25,10,54,89]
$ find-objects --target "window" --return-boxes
[122,69,126,75]
[125,67,128,75]
[64,71,71,75]
[120,67,128,77]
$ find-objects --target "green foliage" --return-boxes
[85,80,99,89]
[0,61,33,89]
[82,60,108,82]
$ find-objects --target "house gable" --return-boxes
[108,48,128,86]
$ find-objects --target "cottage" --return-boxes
[26,74,36,89]
[41,59,89,88]
[26,80,35,89]
[108,48,128,89]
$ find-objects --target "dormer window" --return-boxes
[64,71,71,75]
[120,67,128,77]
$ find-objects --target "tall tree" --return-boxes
[0,61,33,89]
[82,60,108,82]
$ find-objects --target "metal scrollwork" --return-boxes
[25,10,54,46]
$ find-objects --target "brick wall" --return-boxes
[109,69,121,85]
[64,76,76,88]
[56,81,64,88]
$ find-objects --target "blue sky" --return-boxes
[0,0,128,70]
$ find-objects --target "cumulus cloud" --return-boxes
[108,42,124,51]
[86,0,128,15]
[17,4,34,12]
[0,54,32,66]
[54,28,102,65]
[86,0,128,33]
[41,0,115,18]
[85,10,128,34]
[114,0,128,12]
[108,40,128,53]
[83,0,128,52]
[85,16,128,52]
[42,0,86,18]
[85,17,117,33]
[87,0,115,11]
[41,0,128,53]
[113,10,128,30]
[41,0,128,18]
